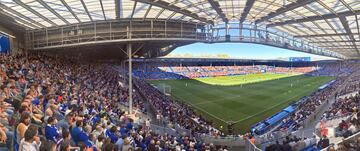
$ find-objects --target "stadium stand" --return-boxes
[0,54,237,151]
[133,63,318,80]
[131,59,360,149]
[3,0,360,150]
[2,52,360,151]
[259,62,360,150]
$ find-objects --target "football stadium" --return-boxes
[1,0,360,151]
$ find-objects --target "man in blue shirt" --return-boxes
[45,116,60,143]
[71,120,83,145]
[105,126,118,143]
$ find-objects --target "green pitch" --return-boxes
[149,73,334,134]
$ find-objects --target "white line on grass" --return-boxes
[191,94,242,106]
[191,104,228,123]
[189,77,307,124]
[232,93,304,124]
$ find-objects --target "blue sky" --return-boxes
[167,43,336,60]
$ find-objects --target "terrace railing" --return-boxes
[27,20,345,59]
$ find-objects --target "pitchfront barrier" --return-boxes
[256,128,317,150]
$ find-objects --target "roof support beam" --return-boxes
[133,0,213,24]
[60,0,81,23]
[322,46,356,48]
[356,15,360,40]
[255,0,316,24]
[130,1,137,19]
[328,48,360,50]
[339,16,360,55]
[36,0,70,25]
[240,0,255,23]
[143,5,152,19]
[99,0,106,20]
[180,1,208,10]
[339,0,360,40]
[80,0,93,22]
[115,0,120,19]
[267,10,360,27]
[310,40,360,43]
[0,3,46,28]
[318,44,358,47]
[13,0,57,26]
[0,11,37,29]
[294,33,350,38]
[154,8,165,20]
[208,0,228,23]
[167,12,176,21]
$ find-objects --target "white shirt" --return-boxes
[146,120,150,127]
[19,139,41,151]
[349,124,357,133]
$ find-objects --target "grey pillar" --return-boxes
[127,43,133,114]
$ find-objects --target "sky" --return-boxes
[166,43,337,61]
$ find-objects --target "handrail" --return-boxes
[28,21,345,59]
[321,131,360,151]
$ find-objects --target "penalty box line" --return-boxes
[190,92,301,125]
[191,94,242,106]
[190,103,228,124]
[233,93,303,124]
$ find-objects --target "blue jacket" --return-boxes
[105,129,118,143]
[45,124,60,142]
[71,126,82,144]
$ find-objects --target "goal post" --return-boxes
[157,84,172,96]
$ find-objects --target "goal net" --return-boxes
[157,84,172,96]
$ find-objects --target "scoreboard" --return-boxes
[289,57,311,62]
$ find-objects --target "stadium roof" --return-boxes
[1,0,360,58]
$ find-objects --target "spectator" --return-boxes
[317,135,330,149]
[59,140,71,151]
[17,112,31,145]
[122,138,132,151]
[45,116,60,143]
[39,140,56,151]
[19,125,41,151]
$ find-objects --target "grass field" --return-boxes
[149,73,335,134]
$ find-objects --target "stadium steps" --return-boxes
[168,66,174,72]
[303,70,360,130]
[185,66,191,72]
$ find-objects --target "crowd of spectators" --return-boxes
[132,78,223,137]
[328,135,360,151]
[263,62,360,150]
[275,61,360,133]
[309,61,357,77]
[270,77,344,134]
[0,54,230,151]
[131,60,360,151]
[133,63,318,80]
[339,74,360,96]
[264,135,318,151]
[2,53,360,151]
[323,93,360,120]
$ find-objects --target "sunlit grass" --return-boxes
[194,73,297,86]
[149,74,335,134]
